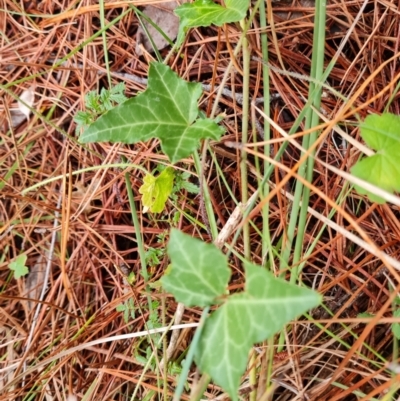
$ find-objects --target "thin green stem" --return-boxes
[259,0,273,269]
[189,374,212,401]
[99,0,112,86]
[173,307,210,401]
[123,166,153,313]
[240,20,251,261]
[290,0,327,283]
[193,151,218,239]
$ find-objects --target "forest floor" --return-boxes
[1,1,400,400]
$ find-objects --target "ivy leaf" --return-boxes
[351,113,400,203]
[175,0,249,47]
[9,254,29,279]
[162,229,230,307]
[195,263,321,400]
[80,62,224,163]
[139,167,175,213]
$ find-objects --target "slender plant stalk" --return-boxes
[276,0,326,343]
[290,0,327,283]
[259,0,274,269]
[161,295,168,401]
[173,307,210,401]
[258,2,276,397]
[249,349,257,401]
[99,0,112,86]
[189,373,212,401]
[191,0,263,246]
[123,167,153,313]
[240,19,251,262]
[193,151,218,239]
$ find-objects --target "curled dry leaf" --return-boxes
[71,178,103,214]
[25,252,46,313]
[9,86,35,128]
[18,86,35,119]
[136,1,182,55]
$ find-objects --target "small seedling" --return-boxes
[74,82,127,134]
[144,247,164,267]
[170,169,199,201]
[9,254,29,279]
[116,297,136,324]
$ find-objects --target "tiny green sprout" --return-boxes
[392,309,400,340]
[145,247,164,267]
[127,271,136,285]
[116,298,136,324]
[9,254,29,279]
[74,83,127,134]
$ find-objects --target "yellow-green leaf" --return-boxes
[139,167,175,213]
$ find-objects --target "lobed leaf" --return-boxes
[195,263,321,400]
[162,229,231,307]
[351,113,400,203]
[175,0,249,47]
[80,63,224,163]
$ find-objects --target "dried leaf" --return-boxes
[9,86,35,128]
[17,86,35,120]
[136,2,180,55]
[71,178,103,214]
[25,253,45,312]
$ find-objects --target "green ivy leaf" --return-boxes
[351,113,400,203]
[195,263,321,400]
[9,254,29,279]
[175,0,249,46]
[80,62,224,163]
[139,167,175,213]
[162,229,231,307]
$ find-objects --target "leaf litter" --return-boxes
[1,1,400,400]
